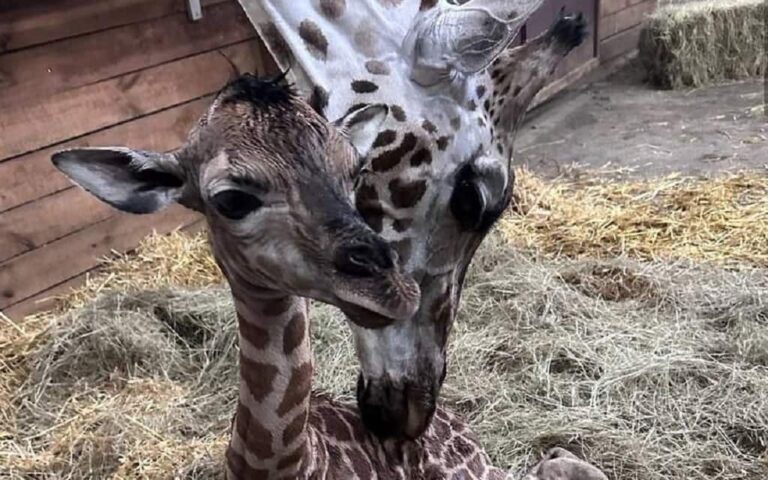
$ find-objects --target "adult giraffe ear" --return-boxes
[403,0,543,85]
[334,104,389,158]
[52,147,190,214]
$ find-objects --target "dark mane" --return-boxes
[220,71,296,108]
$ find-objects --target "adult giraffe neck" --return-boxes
[225,285,314,480]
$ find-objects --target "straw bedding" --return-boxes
[2,170,767,479]
[639,0,766,89]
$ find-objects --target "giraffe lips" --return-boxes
[334,271,420,328]
[339,304,399,329]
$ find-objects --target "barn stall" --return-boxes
[0,0,656,320]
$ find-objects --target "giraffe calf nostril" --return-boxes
[335,239,394,277]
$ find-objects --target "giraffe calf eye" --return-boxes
[212,190,262,220]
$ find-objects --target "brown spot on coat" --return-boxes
[322,411,353,441]
[436,135,452,151]
[351,80,379,93]
[365,60,390,75]
[410,148,432,167]
[283,313,306,354]
[262,297,292,316]
[226,448,269,479]
[372,132,417,172]
[391,105,407,121]
[372,130,397,149]
[282,412,307,446]
[308,86,329,114]
[277,362,313,416]
[476,85,486,98]
[276,443,306,470]
[468,453,487,476]
[240,356,279,402]
[467,99,477,111]
[299,20,328,60]
[513,85,522,96]
[450,117,461,130]
[260,22,292,64]
[420,0,438,9]
[422,119,438,134]
[389,178,427,208]
[239,320,270,350]
[354,27,378,57]
[319,0,346,18]
[234,402,274,459]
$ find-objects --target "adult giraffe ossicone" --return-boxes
[51,74,606,480]
[239,0,589,439]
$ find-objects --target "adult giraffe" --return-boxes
[51,74,606,479]
[239,0,588,438]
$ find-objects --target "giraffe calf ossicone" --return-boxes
[52,74,606,479]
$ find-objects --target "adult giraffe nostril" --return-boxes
[335,239,394,277]
[356,374,437,440]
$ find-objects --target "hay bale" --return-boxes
[639,0,766,88]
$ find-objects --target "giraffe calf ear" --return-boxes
[52,147,187,214]
[335,104,389,157]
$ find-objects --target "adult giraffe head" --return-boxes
[240,0,587,438]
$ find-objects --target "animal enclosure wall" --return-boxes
[600,0,658,63]
[0,0,275,319]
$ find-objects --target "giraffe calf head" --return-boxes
[51,73,419,327]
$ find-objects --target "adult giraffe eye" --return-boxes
[212,190,262,220]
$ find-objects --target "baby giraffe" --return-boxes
[51,74,606,480]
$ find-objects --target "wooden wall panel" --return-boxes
[600,0,656,40]
[0,206,200,310]
[0,1,253,108]
[0,41,263,161]
[0,0,276,319]
[598,0,657,61]
[0,97,212,213]
[0,0,226,53]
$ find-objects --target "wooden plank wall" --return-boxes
[599,0,658,63]
[0,0,275,319]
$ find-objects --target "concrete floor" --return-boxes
[516,61,767,179]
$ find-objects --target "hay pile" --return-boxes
[639,0,766,89]
[2,170,768,479]
[504,170,768,267]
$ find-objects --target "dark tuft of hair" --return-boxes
[220,71,296,108]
